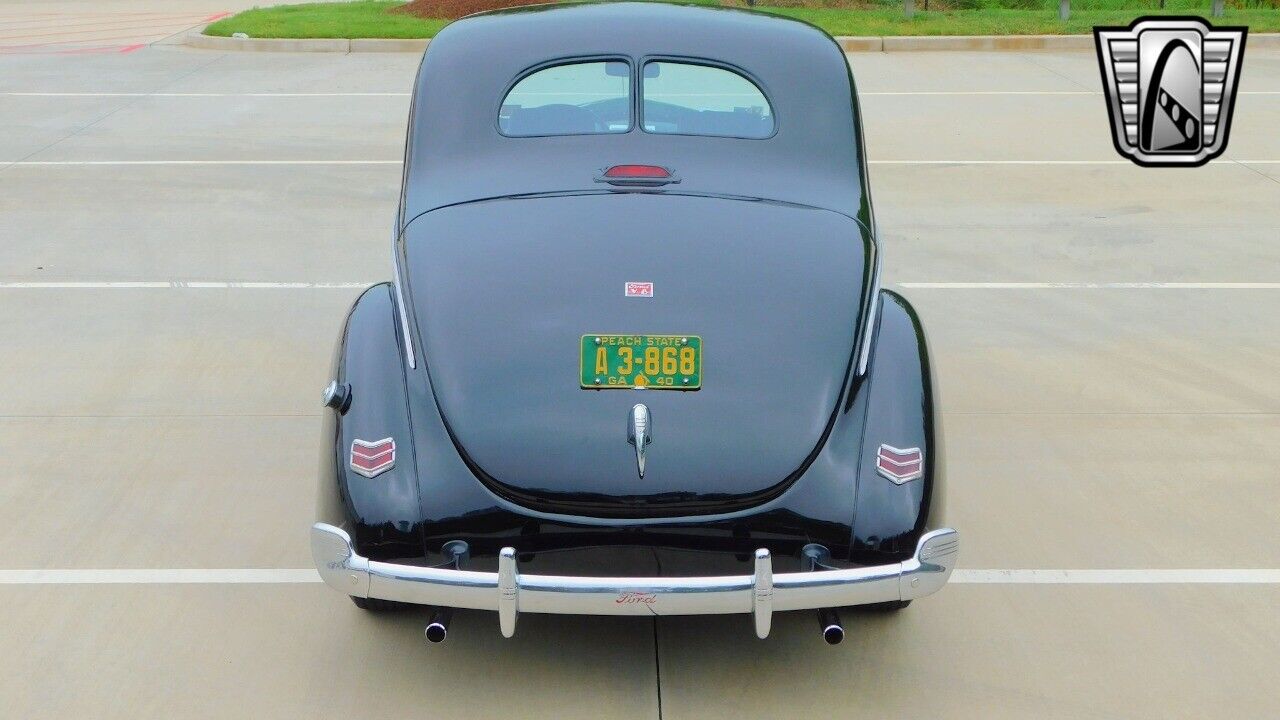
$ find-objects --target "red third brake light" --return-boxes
[597,164,679,188]
[603,164,671,179]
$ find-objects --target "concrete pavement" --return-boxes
[1,30,1278,720]
[0,0,313,54]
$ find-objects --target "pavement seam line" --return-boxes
[652,618,664,720]
[1229,157,1280,188]
[0,51,226,172]
[1019,53,1094,92]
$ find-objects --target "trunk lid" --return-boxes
[403,193,867,516]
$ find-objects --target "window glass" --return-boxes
[499,61,631,136]
[641,62,774,138]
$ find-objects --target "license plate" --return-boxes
[580,335,702,390]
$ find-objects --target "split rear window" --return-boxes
[641,61,774,139]
[498,59,774,139]
[499,61,632,136]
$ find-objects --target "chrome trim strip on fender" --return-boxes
[311,523,958,638]
[855,237,882,377]
[391,232,417,370]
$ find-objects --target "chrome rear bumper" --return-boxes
[311,522,958,638]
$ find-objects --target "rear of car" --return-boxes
[312,2,957,642]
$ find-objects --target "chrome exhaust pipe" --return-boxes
[817,608,844,645]
[425,607,452,643]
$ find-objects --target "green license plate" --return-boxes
[581,334,702,390]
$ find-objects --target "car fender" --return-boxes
[847,290,945,564]
[317,283,424,560]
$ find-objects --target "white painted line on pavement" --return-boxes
[3,281,1276,290]
[874,160,1132,164]
[900,282,1280,289]
[863,91,1099,95]
[0,569,321,584]
[1,568,1278,584]
[0,281,374,289]
[861,91,1280,96]
[0,92,410,97]
[953,569,1280,583]
[4,91,1279,97]
[2,160,402,166]
[7,159,1279,167]
[871,160,1280,165]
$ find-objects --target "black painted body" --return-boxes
[317,3,944,573]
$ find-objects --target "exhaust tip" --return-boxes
[817,607,844,645]
[424,607,452,644]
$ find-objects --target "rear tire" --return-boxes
[350,596,410,611]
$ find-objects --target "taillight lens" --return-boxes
[596,164,679,187]
[603,164,671,179]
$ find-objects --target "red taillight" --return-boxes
[603,164,671,179]
[596,164,679,188]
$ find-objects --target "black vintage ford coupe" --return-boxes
[312,2,957,643]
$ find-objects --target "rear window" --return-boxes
[641,61,774,139]
[499,60,631,137]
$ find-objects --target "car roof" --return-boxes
[400,2,870,227]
